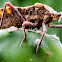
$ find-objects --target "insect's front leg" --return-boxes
[1,2,25,27]
[36,21,47,53]
[48,23,62,28]
[20,21,38,47]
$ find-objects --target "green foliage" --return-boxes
[0,29,62,62]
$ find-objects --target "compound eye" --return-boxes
[52,13,54,15]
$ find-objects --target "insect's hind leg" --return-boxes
[1,2,25,27]
[1,2,13,27]
[36,21,47,53]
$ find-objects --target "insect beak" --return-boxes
[58,12,62,23]
[58,16,62,23]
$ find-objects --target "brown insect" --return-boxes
[0,2,62,53]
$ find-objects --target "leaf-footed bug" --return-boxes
[0,2,62,53]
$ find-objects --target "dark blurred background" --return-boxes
[0,0,62,42]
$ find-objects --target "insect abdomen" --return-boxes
[0,7,24,29]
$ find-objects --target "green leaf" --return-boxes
[0,29,62,62]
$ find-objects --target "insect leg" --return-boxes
[20,27,26,47]
[7,26,24,32]
[20,21,38,47]
[27,30,43,34]
[18,28,43,34]
[48,23,62,28]
[36,21,47,53]
[1,2,25,27]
